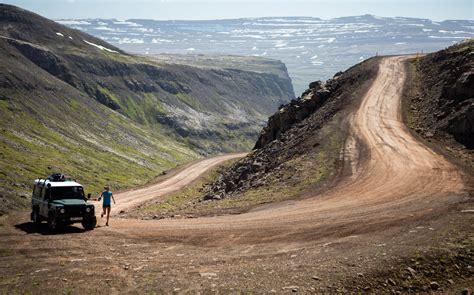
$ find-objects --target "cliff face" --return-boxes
[254,80,332,149]
[404,39,474,169]
[0,4,294,214]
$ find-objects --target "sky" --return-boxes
[2,0,473,21]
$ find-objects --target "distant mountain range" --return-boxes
[57,15,474,94]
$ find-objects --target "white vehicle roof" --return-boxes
[34,179,83,188]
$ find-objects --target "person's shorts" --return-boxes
[103,204,111,209]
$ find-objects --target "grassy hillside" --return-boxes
[0,4,294,154]
[0,38,198,213]
[0,4,294,214]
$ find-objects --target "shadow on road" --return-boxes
[15,222,88,235]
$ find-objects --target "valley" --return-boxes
[0,4,294,213]
[0,3,472,294]
[1,54,472,293]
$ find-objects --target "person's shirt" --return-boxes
[101,191,113,206]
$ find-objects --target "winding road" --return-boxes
[2,56,471,293]
[106,56,467,244]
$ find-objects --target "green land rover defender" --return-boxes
[31,174,97,231]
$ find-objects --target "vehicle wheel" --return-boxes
[47,215,59,231]
[32,210,42,225]
[82,218,96,230]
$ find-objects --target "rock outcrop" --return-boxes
[406,39,473,151]
[254,80,331,149]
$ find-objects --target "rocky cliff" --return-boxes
[404,39,473,169]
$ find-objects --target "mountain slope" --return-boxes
[0,4,294,214]
[0,4,294,153]
[403,39,474,170]
[0,33,198,213]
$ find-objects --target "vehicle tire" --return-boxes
[32,210,42,225]
[47,215,59,231]
[82,218,96,230]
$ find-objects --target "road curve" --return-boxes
[91,153,248,215]
[108,57,467,245]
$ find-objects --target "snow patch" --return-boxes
[278,46,305,50]
[55,32,64,37]
[113,21,142,27]
[118,38,144,44]
[83,39,118,53]
[95,26,117,31]
[56,20,91,25]
[152,38,173,43]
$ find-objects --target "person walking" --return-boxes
[98,186,116,226]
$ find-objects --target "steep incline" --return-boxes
[109,56,467,243]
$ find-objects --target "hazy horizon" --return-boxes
[2,0,473,21]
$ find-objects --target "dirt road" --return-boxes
[92,153,247,215]
[108,56,466,243]
[1,56,472,293]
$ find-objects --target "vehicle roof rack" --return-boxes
[47,173,74,182]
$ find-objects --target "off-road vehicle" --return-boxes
[31,174,97,231]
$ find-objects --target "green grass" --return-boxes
[175,92,204,111]
[0,90,198,214]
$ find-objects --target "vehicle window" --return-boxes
[33,185,38,198]
[50,186,85,200]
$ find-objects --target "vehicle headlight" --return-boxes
[86,207,91,213]
[59,208,65,214]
